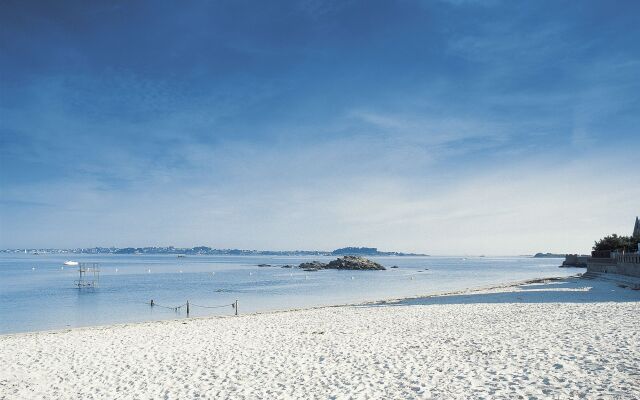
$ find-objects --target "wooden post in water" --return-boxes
[235,299,238,316]
[186,300,190,317]
[150,299,154,307]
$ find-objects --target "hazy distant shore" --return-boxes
[2,276,638,399]
[0,246,428,257]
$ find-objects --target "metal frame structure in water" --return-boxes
[75,262,100,288]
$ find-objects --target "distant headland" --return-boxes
[533,252,566,258]
[0,246,428,257]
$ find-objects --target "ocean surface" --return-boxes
[0,254,577,334]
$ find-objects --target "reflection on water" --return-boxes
[0,254,575,334]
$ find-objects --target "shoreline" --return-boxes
[0,273,582,338]
[2,273,638,399]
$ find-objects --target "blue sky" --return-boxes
[1,0,639,254]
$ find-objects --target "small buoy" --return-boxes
[147,268,151,273]
[115,268,118,272]
[61,266,64,270]
[211,271,215,275]
[249,272,252,276]
[351,276,354,280]
[411,276,415,280]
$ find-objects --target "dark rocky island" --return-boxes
[298,256,386,271]
[299,261,328,271]
[533,253,566,258]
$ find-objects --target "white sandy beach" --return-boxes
[1,276,639,399]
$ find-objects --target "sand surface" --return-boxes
[1,277,639,399]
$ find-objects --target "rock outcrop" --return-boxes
[297,256,385,271]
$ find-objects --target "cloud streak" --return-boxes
[1,0,639,253]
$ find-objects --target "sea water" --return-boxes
[0,254,577,334]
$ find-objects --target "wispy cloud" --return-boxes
[1,0,639,252]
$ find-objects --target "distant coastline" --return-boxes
[0,246,428,257]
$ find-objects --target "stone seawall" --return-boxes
[587,260,640,278]
[562,254,589,267]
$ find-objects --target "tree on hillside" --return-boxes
[593,234,640,252]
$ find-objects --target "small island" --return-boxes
[533,252,566,258]
[298,256,386,271]
[330,247,427,256]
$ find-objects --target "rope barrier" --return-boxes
[149,299,237,315]
[190,303,234,309]
[149,301,187,311]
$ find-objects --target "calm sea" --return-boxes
[0,254,576,334]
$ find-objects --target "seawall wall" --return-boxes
[587,259,640,278]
